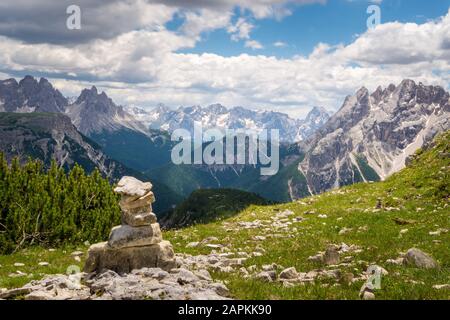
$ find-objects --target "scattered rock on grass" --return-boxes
[307,253,324,263]
[386,258,404,265]
[339,272,354,285]
[262,264,275,271]
[392,218,416,225]
[186,242,199,248]
[3,254,232,300]
[8,271,27,278]
[279,267,298,280]
[432,284,450,290]
[252,236,266,241]
[71,251,84,257]
[362,291,375,300]
[323,246,340,265]
[403,248,439,269]
[429,228,448,236]
[338,227,352,235]
[359,283,375,300]
[255,271,275,282]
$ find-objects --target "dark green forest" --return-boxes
[0,154,120,254]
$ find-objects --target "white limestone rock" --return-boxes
[108,223,162,249]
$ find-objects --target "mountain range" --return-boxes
[299,80,450,195]
[0,112,129,179]
[1,75,449,212]
[0,112,182,214]
[0,75,329,144]
[126,104,330,143]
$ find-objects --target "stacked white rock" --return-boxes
[84,177,176,274]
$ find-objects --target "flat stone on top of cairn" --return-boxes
[84,176,176,274]
[114,176,152,197]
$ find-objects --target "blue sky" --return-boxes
[177,0,450,58]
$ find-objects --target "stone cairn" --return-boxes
[84,176,176,274]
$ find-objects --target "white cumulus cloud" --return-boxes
[0,2,448,119]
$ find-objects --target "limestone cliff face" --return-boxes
[66,86,148,135]
[0,112,134,180]
[299,80,450,195]
[0,76,67,113]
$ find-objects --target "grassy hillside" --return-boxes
[146,144,307,202]
[163,131,449,299]
[355,155,381,182]
[247,157,309,202]
[90,128,174,173]
[1,131,448,299]
[161,188,272,228]
[147,163,225,197]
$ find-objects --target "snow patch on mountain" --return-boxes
[125,104,330,143]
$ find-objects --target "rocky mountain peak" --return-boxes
[306,106,329,121]
[19,75,39,96]
[0,78,19,87]
[19,74,38,85]
[371,86,384,104]
[387,83,396,92]
[206,103,227,114]
[76,86,102,104]
[299,80,450,196]
[154,104,170,114]
[0,75,67,113]
[356,87,369,101]
[66,83,148,136]
[38,77,51,86]
[127,103,330,143]
[398,78,416,90]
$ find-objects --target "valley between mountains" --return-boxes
[0,131,448,300]
[0,75,448,300]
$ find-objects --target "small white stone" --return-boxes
[279,267,298,280]
[339,227,352,235]
[186,242,199,248]
[432,284,450,290]
[252,236,266,241]
[386,258,404,265]
[362,291,375,300]
[71,251,84,257]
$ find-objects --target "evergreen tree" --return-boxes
[0,155,121,254]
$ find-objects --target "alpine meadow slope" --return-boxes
[1,130,448,299]
[163,130,450,299]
